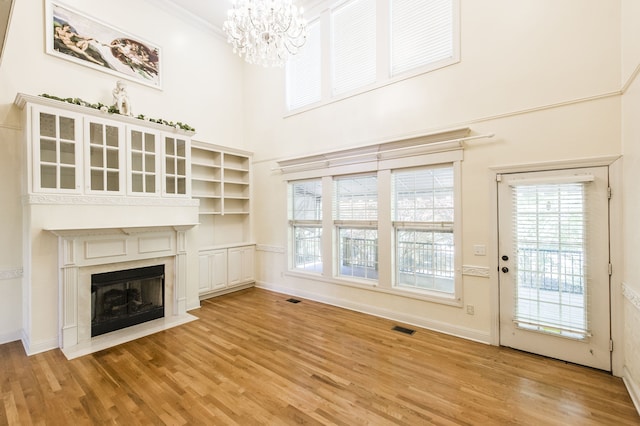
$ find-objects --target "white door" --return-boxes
[498,167,611,371]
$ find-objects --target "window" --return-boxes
[393,166,455,293]
[282,131,464,304]
[331,0,377,95]
[285,0,459,111]
[289,180,323,272]
[286,20,322,110]
[391,0,455,76]
[334,175,378,280]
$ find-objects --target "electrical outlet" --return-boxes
[466,305,475,315]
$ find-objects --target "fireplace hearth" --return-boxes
[91,265,165,337]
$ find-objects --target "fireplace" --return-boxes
[42,225,198,359]
[91,265,165,337]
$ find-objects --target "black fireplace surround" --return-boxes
[91,265,165,337]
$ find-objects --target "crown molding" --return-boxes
[150,0,226,41]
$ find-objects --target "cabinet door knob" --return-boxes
[501,267,509,273]
[501,255,509,261]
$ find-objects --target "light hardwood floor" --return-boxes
[1,288,639,425]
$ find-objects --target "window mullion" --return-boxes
[321,176,334,278]
[377,169,392,289]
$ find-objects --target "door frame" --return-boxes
[488,155,624,376]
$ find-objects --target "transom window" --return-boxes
[286,0,459,111]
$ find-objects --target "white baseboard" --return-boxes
[623,366,640,416]
[20,329,59,356]
[255,281,491,344]
[0,330,22,345]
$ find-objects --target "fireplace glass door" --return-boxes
[91,265,165,337]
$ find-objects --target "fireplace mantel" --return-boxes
[49,224,197,359]
[46,224,198,237]
[15,93,205,359]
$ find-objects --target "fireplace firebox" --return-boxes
[91,265,165,337]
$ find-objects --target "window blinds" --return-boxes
[331,0,377,95]
[290,180,323,220]
[391,0,454,76]
[392,166,454,223]
[334,175,378,221]
[511,182,590,339]
[286,21,322,110]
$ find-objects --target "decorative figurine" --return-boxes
[112,80,132,116]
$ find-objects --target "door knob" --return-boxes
[501,267,509,273]
[501,255,509,261]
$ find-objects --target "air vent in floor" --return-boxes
[286,298,302,304]
[392,325,416,335]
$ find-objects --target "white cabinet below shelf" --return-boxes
[227,245,255,287]
[199,244,255,299]
[198,249,227,294]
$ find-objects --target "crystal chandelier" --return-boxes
[223,0,308,67]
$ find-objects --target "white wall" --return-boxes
[621,0,640,410]
[0,0,244,344]
[245,0,623,347]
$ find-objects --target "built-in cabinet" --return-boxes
[198,245,255,296]
[16,93,253,305]
[20,95,192,198]
[191,140,254,300]
[227,245,255,286]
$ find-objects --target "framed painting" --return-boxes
[45,1,162,89]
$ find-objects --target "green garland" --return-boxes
[40,93,196,132]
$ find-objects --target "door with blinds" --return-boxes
[498,167,611,371]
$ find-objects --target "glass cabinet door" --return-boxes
[128,127,159,195]
[164,136,189,196]
[34,108,82,192]
[87,119,124,193]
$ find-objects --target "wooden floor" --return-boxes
[1,288,638,425]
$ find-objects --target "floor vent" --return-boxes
[392,325,416,335]
[286,298,302,304]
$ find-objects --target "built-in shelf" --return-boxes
[191,141,254,299]
[191,141,251,217]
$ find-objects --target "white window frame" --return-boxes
[281,129,466,305]
[289,179,324,273]
[286,18,323,110]
[392,164,461,299]
[284,0,460,114]
[334,173,379,282]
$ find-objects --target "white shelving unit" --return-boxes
[191,140,254,300]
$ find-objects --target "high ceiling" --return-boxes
[167,0,233,31]
[166,0,317,33]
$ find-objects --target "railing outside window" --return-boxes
[397,239,454,278]
[517,247,584,295]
